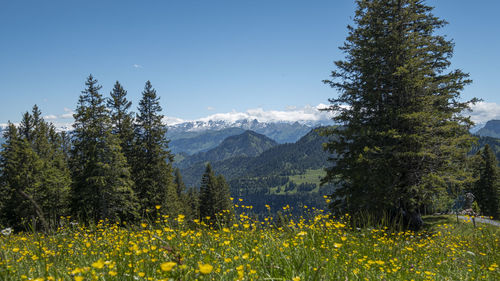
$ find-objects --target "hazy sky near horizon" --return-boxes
[1,0,499,125]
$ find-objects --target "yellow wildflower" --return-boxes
[91,259,104,269]
[199,263,213,274]
[160,261,177,271]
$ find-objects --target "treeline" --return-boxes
[0,75,233,231]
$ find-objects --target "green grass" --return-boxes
[0,211,498,281]
[288,169,325,186]
[271,169,325,194]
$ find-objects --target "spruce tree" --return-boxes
[0,106,72,231]
[71,75,139,222]
[473,144,500,219]
[199,163,234,224]
[186,187,200,221]
[133,81,178,215]
[173,168,194,218]
[322,0,475,229]
[174,168,187,197]
[107,81,135,163]
[199,164,217,221]
[28,106,72,225]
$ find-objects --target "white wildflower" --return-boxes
[1,227,12,236]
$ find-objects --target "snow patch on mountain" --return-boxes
[165,104,333,132]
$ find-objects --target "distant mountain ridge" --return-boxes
[166,119,326,155]
[168,127,246,155]
[167,119,328,143]
[476,120,500,138]
[179,127,332,187]
[175,130,278,169]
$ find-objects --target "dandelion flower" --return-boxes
[160,261,177,272]
[91,259,105,269]
[198,263,213,274]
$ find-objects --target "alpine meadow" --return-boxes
[0,0,499,280]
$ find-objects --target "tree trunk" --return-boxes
[17,189,49,232]
[405,211,423,231]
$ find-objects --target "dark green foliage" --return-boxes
[71,75,139,223]
[0,106,71,231]
[107,81,135,163]
[174,168,187,197]
[471,136,500,163]
[322,0,476,230]
[199,164,234,224]
[473,144,500,218]
[173,168,198,221]
[133,81,179,215]
[186,187,200,221]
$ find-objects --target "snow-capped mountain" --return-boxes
[164,117,334,155]
[166,118,332,144]
[167,118,330,135]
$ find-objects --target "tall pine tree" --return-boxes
[199,163,234,225]
[107,81,135,163]
[473,144,500,219]
[322,0,475,229]
[133,81,179,215]
[71,75,138,223]
[0,106,71,231]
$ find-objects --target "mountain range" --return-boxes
[476,120,500,138]
[175,130,278,169]
[166,119,323,155]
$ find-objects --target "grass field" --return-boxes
[271,169,325,194]
[288,169,324,187]
[0,207,498,281]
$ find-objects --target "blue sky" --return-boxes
[1,0,499,125]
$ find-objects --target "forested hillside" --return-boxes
[175,130,277,169]
[168,127,246,155]
[471,136,500,163]
[177,128,336,215]
[180,128,331,186]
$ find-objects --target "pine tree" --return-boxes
[473,144,500,219]
[174,168,187,197]
[214,174,234,223]
[0,103,74,231]
[0,123,36,229]
[71,75,139,222]
[186,187,200,221]
[28,106,72,226]
[133,81,178,215]
[199,163,234,225]
[107,81,135,163]
[322,0,476,229]
[199,164,217,221]
[173,168,195,218]
[0,106,72,231]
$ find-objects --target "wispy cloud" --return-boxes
[133,64,143,69]
[178,104,334,124]
[60,107,74,119]
[163,116,186,126]
[14,102,500,131]
[468,101,500,124]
